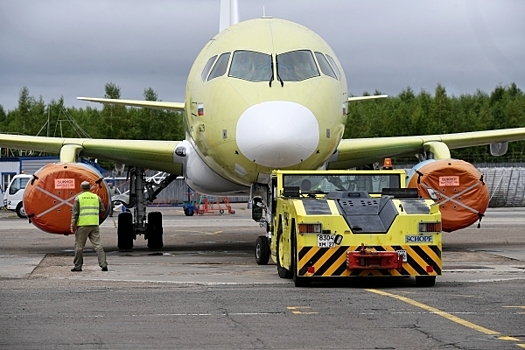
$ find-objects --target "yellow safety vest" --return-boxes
[77,192,100,226]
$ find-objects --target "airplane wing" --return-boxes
[328,127,525,169]
[77,97,185,111]
[0,134,182,174]
[348,95,388,102]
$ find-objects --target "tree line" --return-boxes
[345,83,525,163]
[0,83,183,143]
[1,82,524,163]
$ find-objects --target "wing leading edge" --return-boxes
[0,134,182,175]
[77,97,185,111]
[328,127,525,169]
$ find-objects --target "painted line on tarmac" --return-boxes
[54,277,288,285]
[368,289,525,348]
[287,306,318,315]
[455,277,525,283]
[136,312,283,317]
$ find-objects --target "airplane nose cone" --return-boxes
[236,101,319,168]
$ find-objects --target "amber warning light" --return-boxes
[382,158,393,170]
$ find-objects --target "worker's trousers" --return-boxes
[73,225,107,269]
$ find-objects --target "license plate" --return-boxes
[317,234,336,248]
[397,250,407,262]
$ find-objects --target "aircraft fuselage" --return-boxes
[184,18,348,193]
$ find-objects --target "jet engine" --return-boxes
[406,159,489,232]
[23,163,111,235]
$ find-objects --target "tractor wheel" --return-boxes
[255,236,270,265]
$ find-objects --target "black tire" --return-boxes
[184,207,194,216]
[292,225,311,287]
[276,233,293,279]
[416,276,436,287]
[147,211,163,250]
[117,212,134,250]
[16,202,27,219]
[255,236,270,265]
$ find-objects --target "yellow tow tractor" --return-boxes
[254,168,442,287]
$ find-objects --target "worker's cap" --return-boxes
[81,181,90,189]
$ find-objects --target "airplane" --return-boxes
[2,0,525,260]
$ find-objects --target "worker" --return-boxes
[107,181,118,217]
[70,181,108,272]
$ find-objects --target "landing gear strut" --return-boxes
[116,167,176,250]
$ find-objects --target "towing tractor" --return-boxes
[254,169,442,287]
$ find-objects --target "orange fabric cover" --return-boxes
[407,159,489,232]
[23,163,110,234]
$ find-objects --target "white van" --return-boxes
[3,174,32,218]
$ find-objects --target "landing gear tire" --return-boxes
[16,202,27,219]
[416,276,436,287]
[147,211,163,250]
[276,234,292,279]
[255,236,270,265]
[292,226,311,287]
[117,212,134,250]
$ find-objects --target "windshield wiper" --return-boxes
[275,58,284,87]
[327,176,346,191]
[269,59,274,87]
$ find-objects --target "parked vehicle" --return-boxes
[3,174,32,218]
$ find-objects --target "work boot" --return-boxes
[71,267,82,272]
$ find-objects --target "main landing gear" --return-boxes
[116,167,176,251]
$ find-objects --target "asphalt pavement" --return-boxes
[1,205,525,349]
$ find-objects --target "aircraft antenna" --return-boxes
[261,6,272,19]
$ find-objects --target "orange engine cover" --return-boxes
[406,159,489,232]
[23,163,111,235]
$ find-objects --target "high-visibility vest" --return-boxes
[77,192,100,226]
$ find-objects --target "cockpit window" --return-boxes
[201,55,217,81]
[229,50,272,82]
[315,52,337,80]
[326,54,341,80]
[276,50,319,81]
[207,52,231,81]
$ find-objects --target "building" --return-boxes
[0,156,59,193]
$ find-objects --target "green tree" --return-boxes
[99,82,128,139]
[5,87,47,135]
[0,105,6,131]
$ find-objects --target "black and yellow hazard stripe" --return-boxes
[297,245,442,277]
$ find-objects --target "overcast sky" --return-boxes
[1,0,524,111]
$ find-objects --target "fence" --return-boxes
[481,167,525,207]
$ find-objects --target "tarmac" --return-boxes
[2,205,525,349]
[1,205,525,284]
